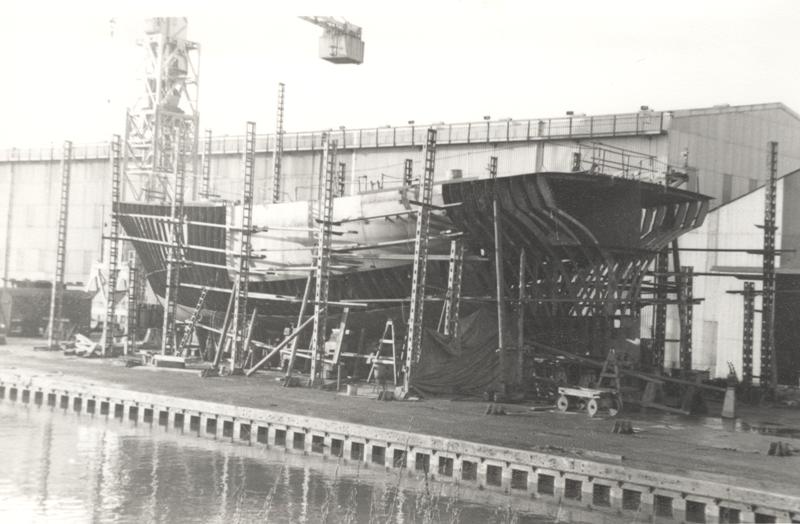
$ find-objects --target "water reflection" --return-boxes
[0,404,573,523]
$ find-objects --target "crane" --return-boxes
[299,16,364,65]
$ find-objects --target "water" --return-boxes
[0,404,558,523]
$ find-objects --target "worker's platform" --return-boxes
[1,338,799,520]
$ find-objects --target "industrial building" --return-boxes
[2,102,800,382]
[672,166,800,384]
[2,102,800,284]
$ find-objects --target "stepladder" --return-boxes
[598,348,623,409]
[177,286,208,357]
[367,319,398,389]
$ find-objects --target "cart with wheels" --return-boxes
[556,386,621,417]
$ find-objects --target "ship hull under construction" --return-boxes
[118,171,709,346]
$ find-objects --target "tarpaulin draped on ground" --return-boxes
[411,307,499,395]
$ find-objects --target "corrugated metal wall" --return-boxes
[667,103,800,206]
[0,157,110,284]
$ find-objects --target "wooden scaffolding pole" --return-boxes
[490,156,509,394]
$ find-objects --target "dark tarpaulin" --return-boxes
[411,307,499,395]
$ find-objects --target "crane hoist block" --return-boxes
[319,32,364,64]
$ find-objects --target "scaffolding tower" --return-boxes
[652,249,669,371]
[402,129,437,394]
[271,82,285,203]
[337,162,347,197]
[103,135,123,355]
[160,127,188,354]
[200,129,213,199]
[309,136,338,385]
[441,239,464,337]
[127,258,137,353]
[742,281,755,384]
[123,17,199,203]
[761,141,778,391]
[678,266,694,371]
[231,122,257,369]
[47,141,72,348]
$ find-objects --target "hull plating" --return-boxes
[118,172,709,318]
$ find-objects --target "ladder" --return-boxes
[337,162,347,197]
[104,135,122,355]
[127,258,137,354]
[177,286,208,356]
[161,125,187,355]
[677,265,694,371]
[232,121,257,369]
[309,135,337,384]
[47,140,72,348]
[761,141,778,390]
[271,83,285,204]
[652,248,669,372]
[440,238,464,337]
[402,129,437,393]
[368,319,398,386]
[741,281,755,384]
[403,158,414,187]
[598,349,622,409]
[325,307,350,366]
[199,129,213,199]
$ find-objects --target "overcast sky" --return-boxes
[2,0,799,146]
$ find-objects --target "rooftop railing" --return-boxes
[0,111,667,162]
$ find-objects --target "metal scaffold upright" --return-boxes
[231,122,257,369]
[441,239,464,337]
[742,281,755,384]
[309,135,337,385]
[127,259,137,353]
[403,159,413,187]
[160,127,187,355]
[47,141,72,349]
[402,129,437,395]
[652,248,669,372]
[761,141,778,391]
[337,162,347,197]
[271,83,285,203]
[123,17,199,203]
[678,265,694,372]
[199,129,213,199]
[103,135,123,355]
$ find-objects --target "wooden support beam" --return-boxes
[180,283,367,308]
[516,250,526,387]
[246,315,314,376]
[490,156,508,395]
[212,281,237,368]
